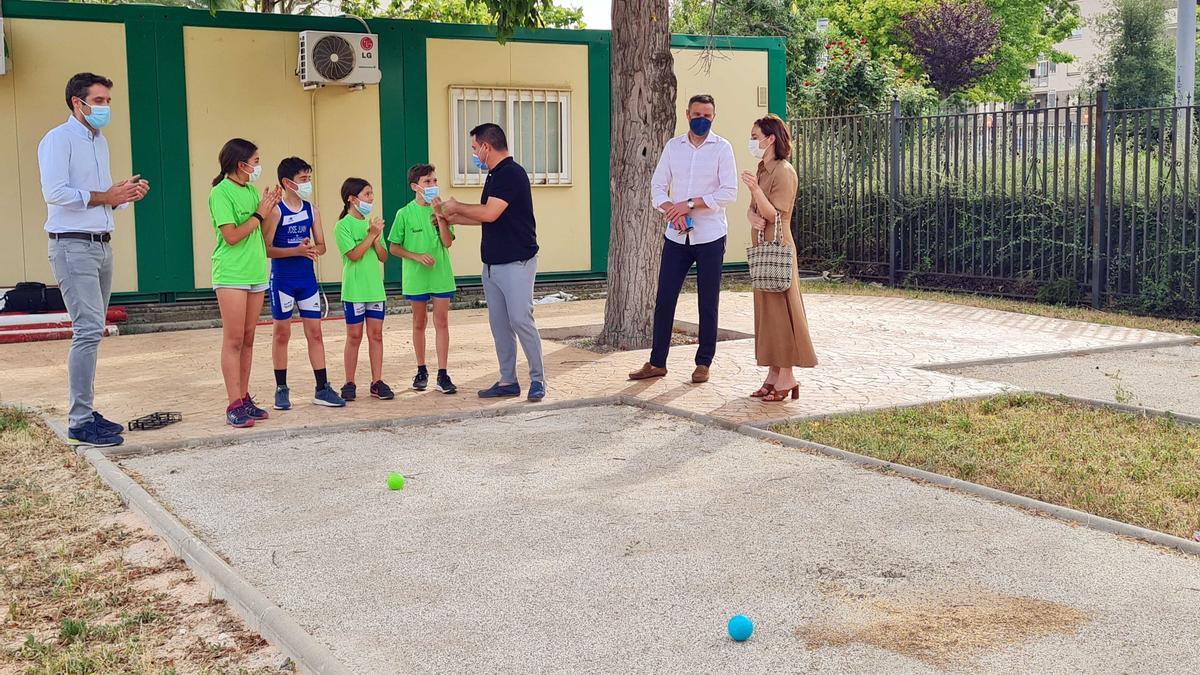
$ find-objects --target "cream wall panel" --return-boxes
[184,27,381,289]
[0,21,24,286]
[671,48,769,264]
[3,19,136,291]
[425,38,590,275]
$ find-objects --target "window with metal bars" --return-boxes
[448,86,572,187]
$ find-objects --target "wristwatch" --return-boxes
[686,199,695,210]
[251,212,264,224]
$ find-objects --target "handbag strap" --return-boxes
[755,212,784,246]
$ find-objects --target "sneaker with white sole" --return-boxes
[313,384,347,407]
[274,385,292,410]
[435,372,458,395]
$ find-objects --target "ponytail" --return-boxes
[213,138,258,187]
[339,177,370,218]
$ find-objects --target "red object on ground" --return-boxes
[0,307,126,322]
[0,325,119,344]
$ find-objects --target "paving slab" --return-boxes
[123,406,1200,674]
[949,343,1200,418]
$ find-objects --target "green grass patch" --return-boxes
[0,408,30,434]
[774,393,1200,539]
[719,278,1200,337]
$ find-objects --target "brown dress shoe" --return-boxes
[692,365,710,383]
[628,362,668,380]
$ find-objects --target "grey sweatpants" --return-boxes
[482,257,545,385]
[48,238,113,428]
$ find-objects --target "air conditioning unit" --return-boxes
[297,31,380,89]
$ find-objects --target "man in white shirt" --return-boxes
[39,72,148,447]
[629,94,738,384]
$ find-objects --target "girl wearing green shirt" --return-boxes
[208,138,281,428]
[335,177,393,402]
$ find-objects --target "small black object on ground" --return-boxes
[128,412,183,431]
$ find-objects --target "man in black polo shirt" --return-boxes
[440,123,545,401]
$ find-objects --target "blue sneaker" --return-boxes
[68,420,124,448]
[274,385,292,411]
[478,382,521,398]
[92,412,124,435]
[527,381,546,402]
[242,395,269,420]
[313,383,347,407]
[226,402,255,428]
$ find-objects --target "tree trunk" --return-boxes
[597,0,677,349]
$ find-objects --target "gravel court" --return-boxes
[123,406,1200,674]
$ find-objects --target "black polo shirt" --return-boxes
[480,156,539,265]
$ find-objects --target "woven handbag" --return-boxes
[746,213,793,292]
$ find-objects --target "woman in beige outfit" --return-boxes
[741,115,818,402]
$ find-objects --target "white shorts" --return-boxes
[214,282,270,293]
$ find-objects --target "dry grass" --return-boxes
[774,393,1200,539]
[0,408,283,674]
[720,278,1200,336]
[797,586,1088,667]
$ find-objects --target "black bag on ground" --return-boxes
[2,282,67,313]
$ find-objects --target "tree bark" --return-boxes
[598,0,677,349]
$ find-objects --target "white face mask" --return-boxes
[294,182,314,200]
[749,138,767,160]
[243,163,263,182]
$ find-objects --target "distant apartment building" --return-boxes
[1029,0,1106,107]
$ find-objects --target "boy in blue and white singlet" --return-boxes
[262,157,345,410]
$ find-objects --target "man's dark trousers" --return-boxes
[649,235,726,369]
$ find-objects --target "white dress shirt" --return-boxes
[38,116,123,234]
[650,131,739,245]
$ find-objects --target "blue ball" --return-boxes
[727,614,754,642]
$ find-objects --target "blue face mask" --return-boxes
[79,100,111,130]
[471,154,488,171]
[356,199,374,217]
[422,186,440,202]
[689,116,712,136]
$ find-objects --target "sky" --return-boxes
[576,0,612,29]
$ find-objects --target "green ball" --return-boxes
[387,472,405,490]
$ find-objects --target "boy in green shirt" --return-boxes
[387,164,457,394]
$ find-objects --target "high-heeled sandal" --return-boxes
[762,385,799,402]
[750,384,775,398]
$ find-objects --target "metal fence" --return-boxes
[791,89,1200,316]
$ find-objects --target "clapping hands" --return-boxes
[258,185,283,216]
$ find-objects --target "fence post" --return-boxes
[1091,83,1108,309]
[888,96,901,287]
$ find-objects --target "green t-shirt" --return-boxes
[208,178,267,285]
[386,200,456,296]
[335,213,386,302]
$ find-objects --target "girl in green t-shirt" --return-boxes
[208,138,281,429]
[334,178,393,402]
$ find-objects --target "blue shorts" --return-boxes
[343,300,385,325]
[270,274,321,321]
[405,291,456,302]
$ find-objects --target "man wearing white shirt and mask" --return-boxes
[629,93,738,384]
[38,72,149,447]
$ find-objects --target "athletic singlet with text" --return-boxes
[272,200,316,279]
